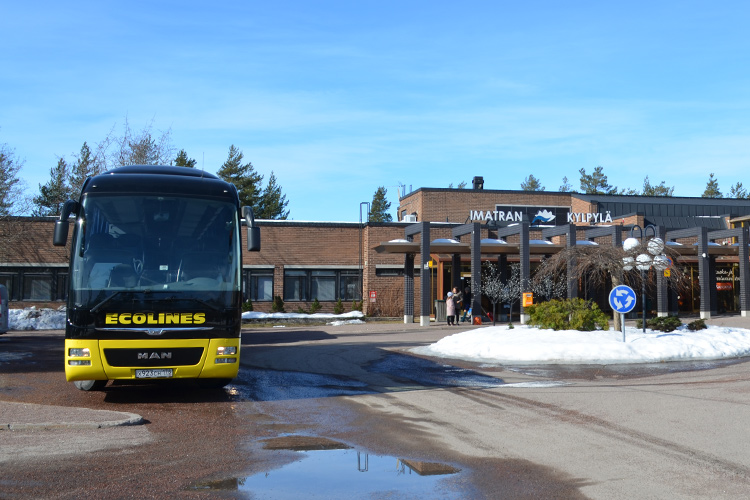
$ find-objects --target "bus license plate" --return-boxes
[135,368,173,379]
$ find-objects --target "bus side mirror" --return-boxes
[242,206,261,252]
[53,200,79,247]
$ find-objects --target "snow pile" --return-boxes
[9,307,67,331]
[412,324,750,364]
[242,311,365,321]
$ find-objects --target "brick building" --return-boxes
[4,179,750,321]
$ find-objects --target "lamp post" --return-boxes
[622,224,669,333]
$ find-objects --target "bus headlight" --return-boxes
[69,348,91,358]
[68,360,92,366]
[216,346,236,356]
[215,357,237,364]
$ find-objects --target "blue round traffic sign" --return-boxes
[609,285,636,314]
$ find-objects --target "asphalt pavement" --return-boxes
[3,313,749,432]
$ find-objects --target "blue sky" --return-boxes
[2,1,749,221]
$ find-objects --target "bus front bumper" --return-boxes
[64,338,241,381]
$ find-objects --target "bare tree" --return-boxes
[530,258,568,301]
[96,117,176,170]
[482,262,523,325]
[532,244,690,330]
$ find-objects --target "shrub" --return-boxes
[242,300,254,312]
[331,298,343,314]
[351,300,362,312]
[636,315,682,332]
[527,298,609,331]
[310,298,322,314]
[296,306,308,314]
[271,296,285,313]
[687,318,707,331]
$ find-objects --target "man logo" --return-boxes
[137,352,172,360]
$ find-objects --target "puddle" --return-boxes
[0,352,32,364]
[193,446,464,499]
[367,352,505,389]
[230,368,376,401]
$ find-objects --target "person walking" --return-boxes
[446,291,456,325]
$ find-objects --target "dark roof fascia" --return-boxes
[574,192,750,207]
[254,220,462,229]
[398,187,573,202]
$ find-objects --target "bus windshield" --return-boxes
[70,194,241,310]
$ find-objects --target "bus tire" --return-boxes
[73,379,108,391]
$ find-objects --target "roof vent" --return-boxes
[472,176,484,190]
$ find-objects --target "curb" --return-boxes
[0,401,145,431]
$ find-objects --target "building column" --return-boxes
[566,223,577,300]
[655,226,669,317]
[419,224,431,326]
[404,253,414,324]
[697,227,712,319]
[470,225,481,323]
[451,253,462,292]
[739,227,750,317]
[519,222,530,324]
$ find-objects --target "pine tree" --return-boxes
[579,166,616,195]
[728,181,748,199]
[641,176,674,197]
[69,142,97,196]
[520,174,545,191]
[0,142,25,216]
[256,171,289,220]
[216,145,263,210]
[33,158,71,216]
[369,186,392,222]
[174,149,197,168]
[559,176,574,192]
[702,173,722,198]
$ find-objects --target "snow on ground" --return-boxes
[5,308,366,331]
[242,311,365,325]
[411,324,750,364]
[6,308,750,365]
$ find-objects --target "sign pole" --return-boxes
[609,285,636,344]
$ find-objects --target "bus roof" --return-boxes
[82,165,237,200]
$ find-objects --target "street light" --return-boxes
[622,224,669,333]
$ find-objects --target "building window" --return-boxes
[283,269,362,302]
[56,273,68,301]
[23,274,52,301]
[284,270,309,301]
[245,269,273,302]
[376,267,404,277]
[311,270,336,301]
[339,270,362,301]
[0,275,14,301]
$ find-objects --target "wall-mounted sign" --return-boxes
[468,205,615,226]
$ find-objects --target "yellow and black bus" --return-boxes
[53,165,260,390]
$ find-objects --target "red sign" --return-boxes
[369,291,377,302]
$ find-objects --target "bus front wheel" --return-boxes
[73,379,108,391]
